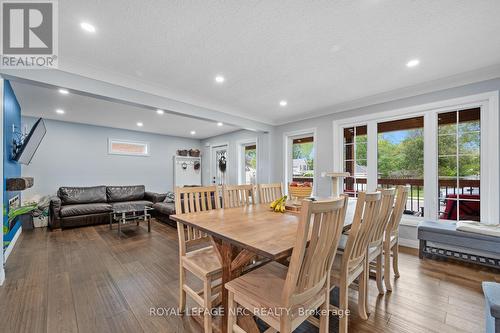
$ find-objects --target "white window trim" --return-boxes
[108,138,150,156]
[333,91,499,224]
[283,128,318,195]
[237,138,258,185]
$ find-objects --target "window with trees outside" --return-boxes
[343,126,367,197]
[292,136,314,183]
[377,116,424,216]
[438,108,480,221]
[244,144,257,184]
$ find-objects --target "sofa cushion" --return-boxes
[107,185,145,202]
[153,202,175,215]
[60,203,112,218]
[58,186,107,205]
[163,191,175,203]
[111,200,153,213]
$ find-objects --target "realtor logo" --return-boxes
[1,0,58,68]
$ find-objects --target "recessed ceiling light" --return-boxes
[217,122,223,127]
[156,109,164,115]
[136,122,143,127]
[58,88,69,95]
[279,100,288,107]
[406,59,420,68]
[214,75,225,83]
[55,109,65,114]
[80,22,96,33]
[190,130,196,135]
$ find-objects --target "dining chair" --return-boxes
[257,183,283,204]
[223,184,256,208]
[384,185,410,292]
[366,188,396,295]
[225,196,348,333]
[331,191,382,333]
[175,186,222,333]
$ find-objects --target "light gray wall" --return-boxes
[21,117,201,200]
[200,130,272,186]
[271,78,500,198]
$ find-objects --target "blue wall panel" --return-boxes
[3,80,22,248]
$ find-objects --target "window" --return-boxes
[244,144,257,184]
[108,139,149,156]
[292,136,314,183]
[343,126,367,196]
[438,108,480,221]
[377,116,424,215]
[335,92,498,224]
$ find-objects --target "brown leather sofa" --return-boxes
[49,185,164,229]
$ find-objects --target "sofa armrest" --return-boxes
[49,196,62,230]
[144,191,167,204]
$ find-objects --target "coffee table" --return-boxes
[110,206,153,236]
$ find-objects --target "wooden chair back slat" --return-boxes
[257,183,283,204]
[175,186,220,255]
[369,188,396,248]
[343,191,382,270]
[386,185,410,237]
[223,185,255,208]
[282,196,348,307]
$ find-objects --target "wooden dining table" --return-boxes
[171,200,356,333]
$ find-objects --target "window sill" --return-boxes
[400,215,422,227]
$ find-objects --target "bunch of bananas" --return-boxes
[270,195,287,213]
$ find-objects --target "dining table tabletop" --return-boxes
[170,198,357,333]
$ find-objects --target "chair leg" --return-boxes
[227,291,236,333]
[203,277,213,333]
[358,265,369,320]
[319,291,329,333]
[376,254,384,295]
[179,264,186,313]
[384,246,392,292]
[339,279,349,333]
[279,316,292,333]
[393,242,400,278]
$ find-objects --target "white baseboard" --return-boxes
[4,227,22,262]
[398,237,419,249]
[0,267,4,286]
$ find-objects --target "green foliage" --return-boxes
[245,148,257,170]
[377,129,424,178]
[293,142,314,172]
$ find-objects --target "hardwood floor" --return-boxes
[0,220,498,333]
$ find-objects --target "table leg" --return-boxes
[218,241,259,333]
[109,213,112,230]
[147,215,151,232]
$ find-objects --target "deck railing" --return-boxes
[344,177,480,217]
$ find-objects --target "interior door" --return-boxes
[211,145,228,185]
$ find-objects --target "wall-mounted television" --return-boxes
[13,118,46,165]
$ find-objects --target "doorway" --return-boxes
[211,144,228,185]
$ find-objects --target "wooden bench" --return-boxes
[417,221,500,269]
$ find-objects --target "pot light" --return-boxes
[279,100,288,107]
[55,109,65,114]
[190,130,196,135]
[136,122,143,127]
[406,59,420,68]
[80,22,96,33]
[156,109,164,115]
[217,122,223,127]
[58,88,69,95]
[214,75,225,83]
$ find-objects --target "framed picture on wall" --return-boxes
[108,138,150,156]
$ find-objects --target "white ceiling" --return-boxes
[11,81,240,139]
[53,0,500,125]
